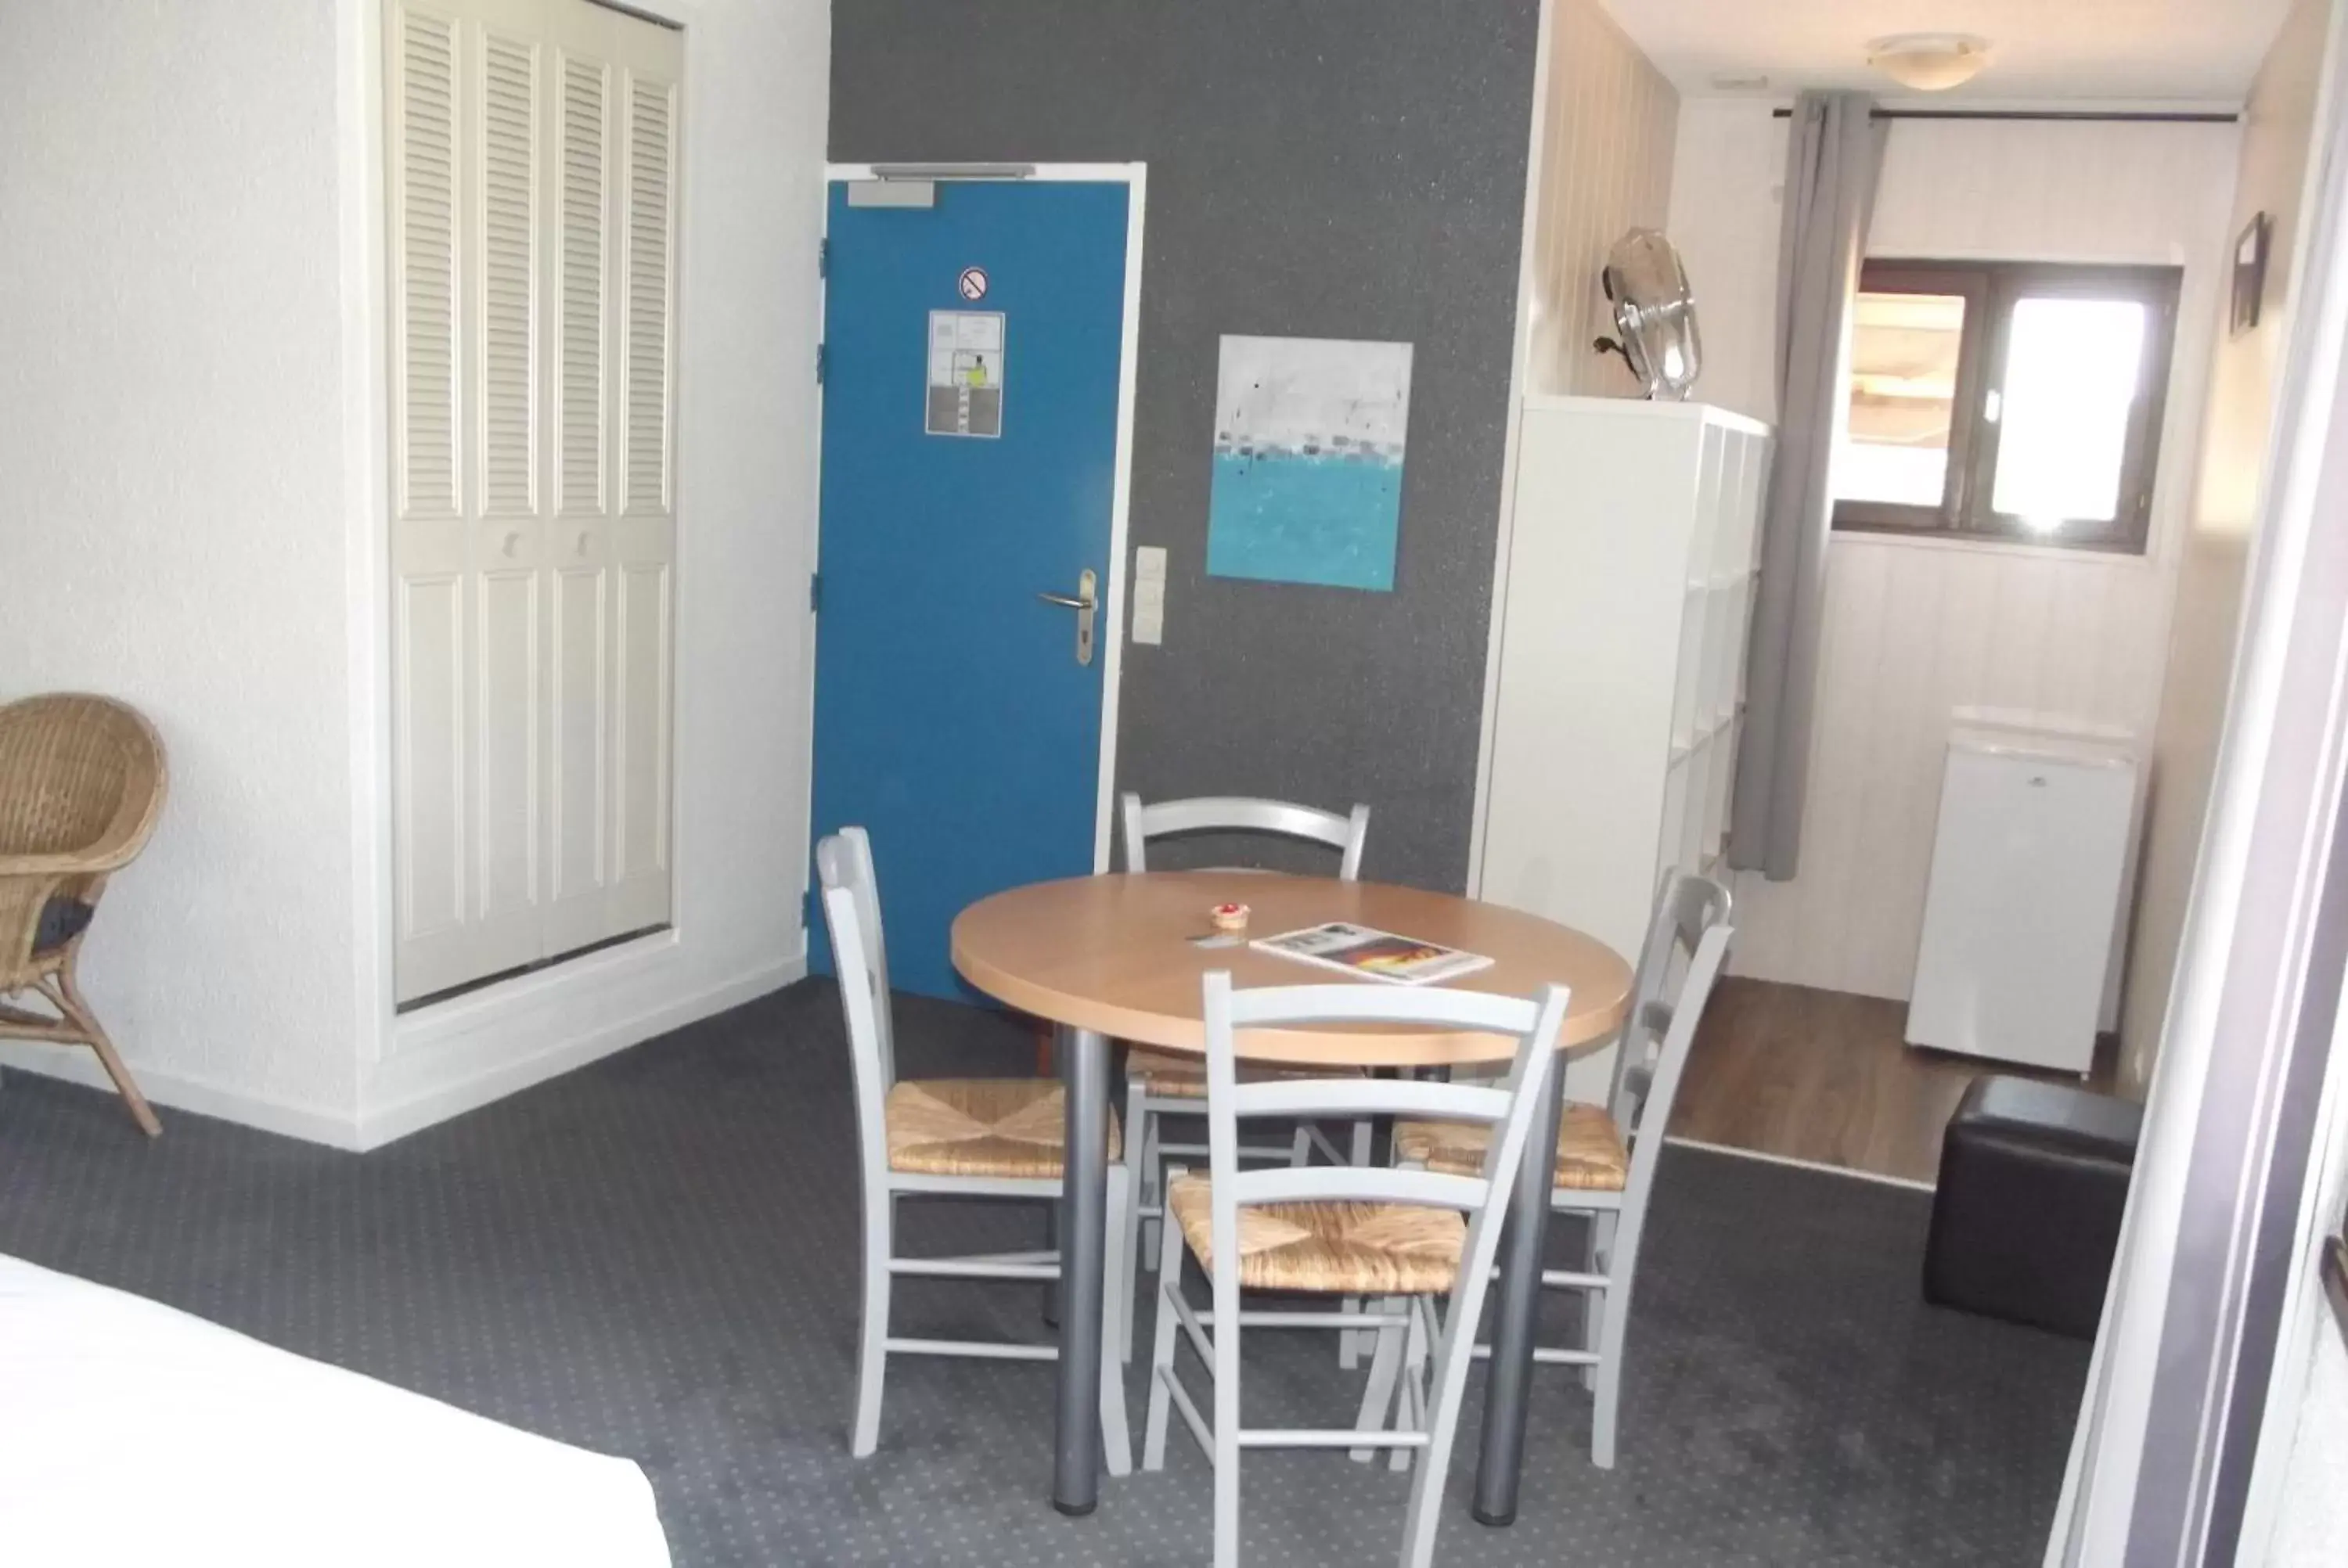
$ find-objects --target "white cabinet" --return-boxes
[387,0,679,1005]
[1474,397,1772,1101]
[1906,732,2136,1074]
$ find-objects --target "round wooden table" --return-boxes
[952,871,1633,1523]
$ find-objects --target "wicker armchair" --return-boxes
[0,695,168,1137]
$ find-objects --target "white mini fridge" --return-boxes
[1905,728,2137,1074]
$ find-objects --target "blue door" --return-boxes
[810,179,1131,998]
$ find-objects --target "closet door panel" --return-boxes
[460,17,546,980]
[604,53,679,934]
[610,560,672,930]
[546,562,611,953]
[389,2,479,1001]
[397,574,467,944]
[474,566,543,945]
[390,0,677,1002]
[477,28,539,522]
[391,6,460,524]
[540,35,617,955]
[554,51,610,520]
[618,69,675,519]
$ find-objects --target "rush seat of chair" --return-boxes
[1165,1173,1465,1296]
[884,1078,1123,1180]
[1125,1047,1345,1100]
[1393,1103,1631,1192]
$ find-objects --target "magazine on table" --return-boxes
[1248,922,1495,986]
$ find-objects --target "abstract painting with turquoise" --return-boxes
[1205,335,1413,592]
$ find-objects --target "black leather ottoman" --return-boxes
[1923,1074,2142,1340]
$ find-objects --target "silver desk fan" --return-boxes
[1594,228,1703,401]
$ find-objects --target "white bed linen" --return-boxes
[0,1253,672,1568]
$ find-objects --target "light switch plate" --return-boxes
[1131,548,1167,646]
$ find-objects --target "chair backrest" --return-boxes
[818,826,892,1010]
[1197,973,1567,1292]
[1615,914,1734,1214]
[0,694,167,862]
[1607,870,1733,1124]
[816,830,896,1155]
[1120,792,1370,880]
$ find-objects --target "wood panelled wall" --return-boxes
[1660,99,1783,420]
[1731,534,2188,1013]
[1525,0,1678,397]
[1668,110,2242,1053]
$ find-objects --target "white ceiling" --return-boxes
[1596,0,2295,102]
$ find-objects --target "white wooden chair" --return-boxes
[816,827,1134,1469]
[1606,871,1735,1131]
[1116,791,1377,1361]
[1141,970,1570,1568]
[1118,792,1371,883]
[1388,871,1733,1469]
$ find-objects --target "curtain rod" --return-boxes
[1769,107,2238,124]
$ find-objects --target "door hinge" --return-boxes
[802,886,818,933]
[808,573,821,613]
[819,237,830,279]
[816,343,827,384]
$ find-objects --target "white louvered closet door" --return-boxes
[388,0,679,1005]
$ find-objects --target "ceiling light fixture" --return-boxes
[1865,32,1992,92]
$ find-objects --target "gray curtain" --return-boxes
[1728,90,1886,880]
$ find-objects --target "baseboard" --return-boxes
[354,954,805,1150]
[1664,1135,1939,1192]
[0,1044,362,1149]
[0,952,807,1154]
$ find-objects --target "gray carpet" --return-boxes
[0,980,2084,1566]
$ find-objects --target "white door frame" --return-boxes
[2051,6,2348,1556]
[812,161,1148,877]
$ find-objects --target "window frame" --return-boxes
[1832,258,2183,556]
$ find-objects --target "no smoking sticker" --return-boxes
[958,267,989,301]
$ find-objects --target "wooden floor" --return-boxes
[1668,977,2121,1185]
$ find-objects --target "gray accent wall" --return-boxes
[828,0,1542,890]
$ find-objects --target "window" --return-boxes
[1832,261,2181,553]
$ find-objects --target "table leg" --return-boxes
[1053,1024,1111,1516]
[1473,1049,1565,1527]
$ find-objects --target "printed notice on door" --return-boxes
[926,311,1007,438]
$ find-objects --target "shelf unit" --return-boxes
[1473,395,1772,1101]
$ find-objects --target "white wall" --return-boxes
[1668,106,2238,1038]
[0,2,366,1131]
[1525,0,1679,397]
[1666,99,1785,421]
[0,0,827,1148]
[2127,0,2331,1091]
